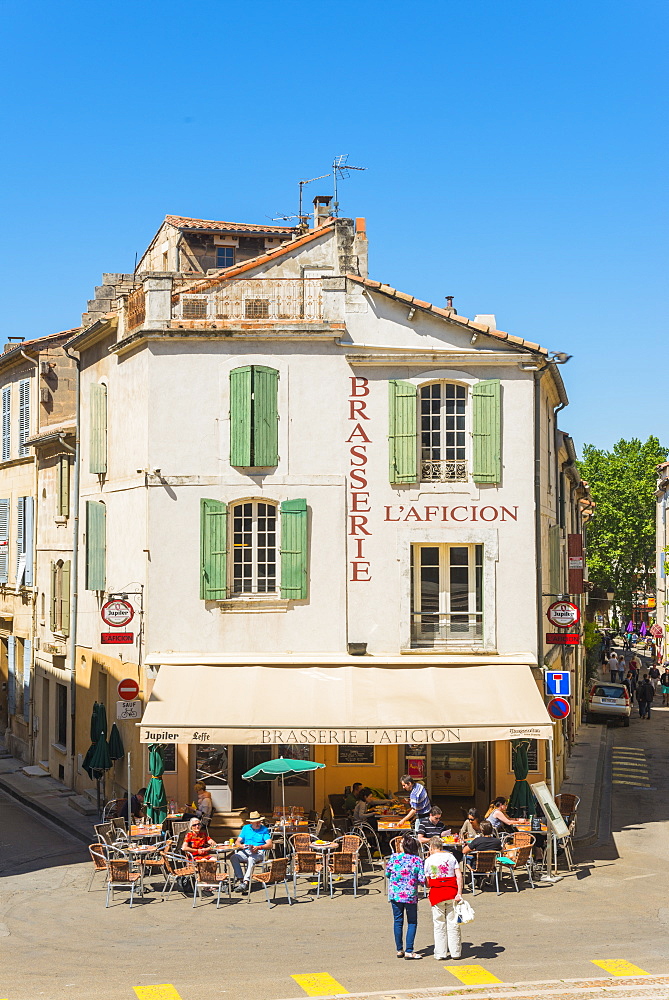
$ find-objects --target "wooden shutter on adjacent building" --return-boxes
[549,523,562,595]
[50,560,57,631]
[280,499,308,600]
[89,383,108,475]
[200,499,227,600]
[0,498,9,584]
[18,379,30,457]
[23,496,33,587]
[23,639,31,722]
[16,497,25,586]
[2,386,10,461]
[472,379,501,484]
[568,533,584,594]
[252,366,279,467]
[86,501,106,591]
[388,380,417,484]
[58,455,70,517]
[61,560,71,637]
[229,367,252,467]
[7,635,15,716]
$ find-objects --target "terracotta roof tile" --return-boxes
[346,273,550,356]
[165,215,297,235]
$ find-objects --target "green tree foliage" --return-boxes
[578,437,667,621]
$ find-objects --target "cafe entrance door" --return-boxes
[231,745,273,814]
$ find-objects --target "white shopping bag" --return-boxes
[453,899,475,924]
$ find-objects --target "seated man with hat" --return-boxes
[231,810,273,892]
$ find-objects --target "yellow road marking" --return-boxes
[134,987,182,1000]
[612,781,651,787]
[291,973,349,996]
[591,959,649,977]
[445,965,502,985]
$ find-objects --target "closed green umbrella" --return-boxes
[144,744,168,824]
[108,724,124,762]
[88,731,112,772]
[242,757,325,851]
[508,739,535,817]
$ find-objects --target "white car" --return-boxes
[586,682,631,726]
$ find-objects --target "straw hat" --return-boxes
[248,810,265,823]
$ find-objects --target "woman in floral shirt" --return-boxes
[386,834,426,959]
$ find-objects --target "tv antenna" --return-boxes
[332,154,366,216]
[298,173,329,227]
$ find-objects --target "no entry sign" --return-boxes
[547,696,571,721]
[117,677,140,701]
[546,601,580,628]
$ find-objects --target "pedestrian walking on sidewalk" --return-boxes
[424,835,464,961]
[637,674,655,719]
[660,668,669,706]
[608,652,620,683]
[616,654,627,682]
[648,664,661,692]
[386,834,426,960]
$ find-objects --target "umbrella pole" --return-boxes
[282,773,287,855]
[127,751,131,821]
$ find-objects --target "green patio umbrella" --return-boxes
[108,724,124,762]
[82,702,110,779]
[144,744,168,824]
[88,731,112,772]
[508,739,535,818]
[242,757,325,851]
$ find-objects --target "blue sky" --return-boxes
[1,1,666,454]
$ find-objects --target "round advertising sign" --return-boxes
[118,677,140,701]
[547,696,571,721]
[546,600,580,628]
[101,599,134,628]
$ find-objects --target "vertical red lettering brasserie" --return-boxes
[347,377,372,582]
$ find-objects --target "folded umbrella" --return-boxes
[144,744,168,824]
[108,724,124,762]
[507,739,535,818]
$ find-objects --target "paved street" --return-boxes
[2,704,669,1000]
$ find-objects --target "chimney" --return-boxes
[313,195,333,229]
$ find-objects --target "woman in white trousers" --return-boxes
[423,836,464,961]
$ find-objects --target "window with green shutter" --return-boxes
[472,379,501,484]
[86,501,106,591]
[58,455,70,517]
[229,366,279,468]
[280,499,308,599]
[0,498,9,584]
[388,380,418,484]
[90,383,108,475]
[549,523,562,595]
[60,560,71,636]
[200,499,228,600]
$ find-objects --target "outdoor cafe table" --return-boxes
[129,823,163,841]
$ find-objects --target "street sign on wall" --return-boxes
[117,700,141,720]
[546,633,580,645]
[102,633,134,645]
[545,671,572,697]
[547,697,571,720]
[117,677,140,701]
[101,599,134,628]
[546,601,581,628]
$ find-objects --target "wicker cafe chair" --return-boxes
[289,833,313,854]
[464,850,501,895]
[497,844,535,891]
[248,856,293,907]
[389,836,404,855]
[192,859,232,908]
[110,816,128,839]
[105,859,142,908]
[87,844,109,892]
[140,839,171,889]
[292,851,325,898]
[555,793,580,825]
[352,823,382,870]
[94,822,115,846]
[328,851,358,897]
[161,851,196,900]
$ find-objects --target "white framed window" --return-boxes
[411,543,483,647]
[231,500,278,595]
[420,382,467,482]
[18,378,30,457]
[2,386,10,460]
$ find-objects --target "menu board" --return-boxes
[337,746,375,765]
[160,743,176,773]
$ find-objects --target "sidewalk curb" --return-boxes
[0,773,91,846]
[573,724,610,847]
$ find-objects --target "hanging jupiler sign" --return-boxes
[139,724,551,745]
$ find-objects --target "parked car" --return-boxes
[586,682,630,726]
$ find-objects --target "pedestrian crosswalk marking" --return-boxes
[291,973,349,996]
[134,987,182,1000]
[591,959,649,976]
[444,964,502,985]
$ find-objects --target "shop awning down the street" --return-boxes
[139,662,553,744]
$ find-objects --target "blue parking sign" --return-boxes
[545,670,571,697]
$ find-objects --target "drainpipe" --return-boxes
[63,346,80,777]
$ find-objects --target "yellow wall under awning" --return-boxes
[313,746,399,807]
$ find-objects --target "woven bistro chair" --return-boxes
[389,835,404,855]
[110,816,128,840]
[463,850,501,895]
[248,856,293,907]
[140,839,171,889]
[555,793,580,826]
[289,833,313,854]
[105,858,142,908]
[292,851,326,898]
[161,850,196,900]
[328,851,358,898]
[192,859,232,908]
[497,844,535,891]
[94,822,115,847]
[87,844,109,892]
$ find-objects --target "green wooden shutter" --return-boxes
[58,455,70,517]
[61,560,71,637]
[472,379,501,484]
[229,367,252,467]
[23,639,31,722]
[7,635,15,716]
[50,560,57,631]
[388,380,418,484]
[252,366,279,467]
[549,523,562,595]
[90,383,108,474]
[280,499,308,599]
[0,498,9,584]
[86,501,106,591]
[200,499,228,600]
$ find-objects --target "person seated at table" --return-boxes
[352,788,379,832]
[487,797,518,835]
[119,787,146,823]
[459,807,481,841]
[231,810,272,892]
[343,782,363,814]
[461,821,502,859]
[417,806,445,844]
[182,817,217,857]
